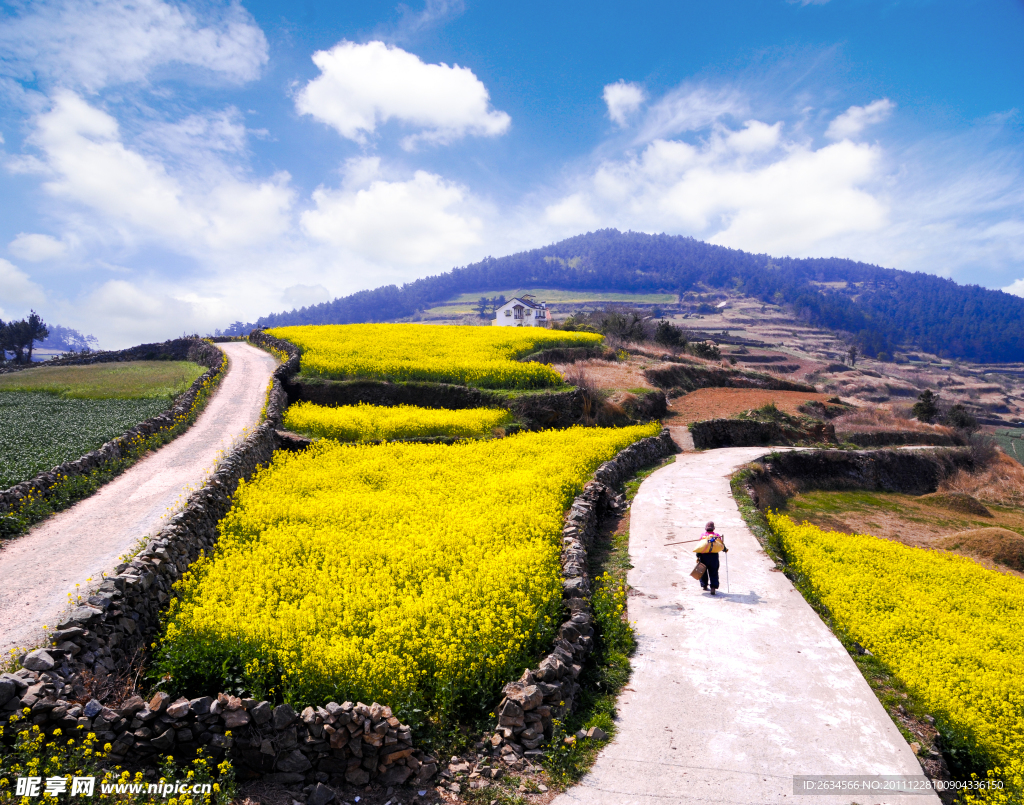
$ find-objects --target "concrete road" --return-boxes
[0,342,278,657]
[553,447,940,805]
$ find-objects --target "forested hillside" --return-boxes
[249,230,1024,363]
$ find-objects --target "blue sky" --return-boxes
[1,0,1023,347]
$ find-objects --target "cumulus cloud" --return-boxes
[0,258,46,318]
[603,80,646,127]
[8,232,68,261]
[19,91,294,252]
[301,157,484,264]
[825,98,895,140]
[543,118,887,257]
[295,40,510,148]
[0,0,268,93]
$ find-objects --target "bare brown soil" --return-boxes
[666,387,831,423]
[553,358,654,390]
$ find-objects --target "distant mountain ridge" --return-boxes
[248,230,1024,363]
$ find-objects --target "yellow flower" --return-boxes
[767,513,1024,804]
[269,323,601,389]
[156,424,657,716]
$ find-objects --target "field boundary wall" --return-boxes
[837,430,965,448]
[644,362,815,393]
[0,339,224,516]
[690,418,836,449]
[486,429,677,766]
[745,447,975,510]
[2,330,674,793]
[251,328,594,430]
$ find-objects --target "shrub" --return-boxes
[653,320,687,348]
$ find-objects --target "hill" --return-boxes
[242,230,1024,363]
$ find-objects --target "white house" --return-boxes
[493,296,549,327]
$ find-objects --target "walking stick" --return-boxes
[726,551,730,594]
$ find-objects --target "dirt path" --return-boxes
[553,447,938,805]
[0,343,278,657]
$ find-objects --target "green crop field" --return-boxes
[0,393,172,488]
[0,361,206,489]
[0,360,205,399]
[992,428,1024,465]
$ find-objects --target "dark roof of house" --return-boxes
[507,297,546,309]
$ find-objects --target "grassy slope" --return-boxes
[0,361,205,399]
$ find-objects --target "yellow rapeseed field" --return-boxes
[156,424,659,721]
[767,514,1024,803]
[282,400,514,442]
[268,323,603,388]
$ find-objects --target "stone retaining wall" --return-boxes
[475,429,676,779]
[0,340,224,514]
[644,362,815,393]
[747,447,975,510]
[0,328,677,797]
[249,328,590,430]
[837,430,964,448]
[690,418,836,449]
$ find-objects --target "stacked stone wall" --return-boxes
[470,430,676,784]
[0,328,678,797]
[0,340,224,513]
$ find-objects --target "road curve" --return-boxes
[553,447,939,805]
[0,342,278,657]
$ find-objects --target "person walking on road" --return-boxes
[695,521,728,595]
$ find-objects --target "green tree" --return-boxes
[654,319,687,348]
[475,296,490,318]
[847,345,858,366]
[24,310,49,362]
[912,389,939,423]
[944,403,978,432]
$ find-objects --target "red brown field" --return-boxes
[666,387,832,423]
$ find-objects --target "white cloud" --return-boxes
[0,258,46,318]
[637,85,747,142]
[543,119,887,256]
[0,0,268,93]
[383,0,466,44]
[603,80,646,127]
[8,233,68,261]
[302,157,484,264]
[282,283,331,308]
[295,40,510,148]
[1004,278,1024,296]
[825,98,895,140]
[21,91,294,252]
